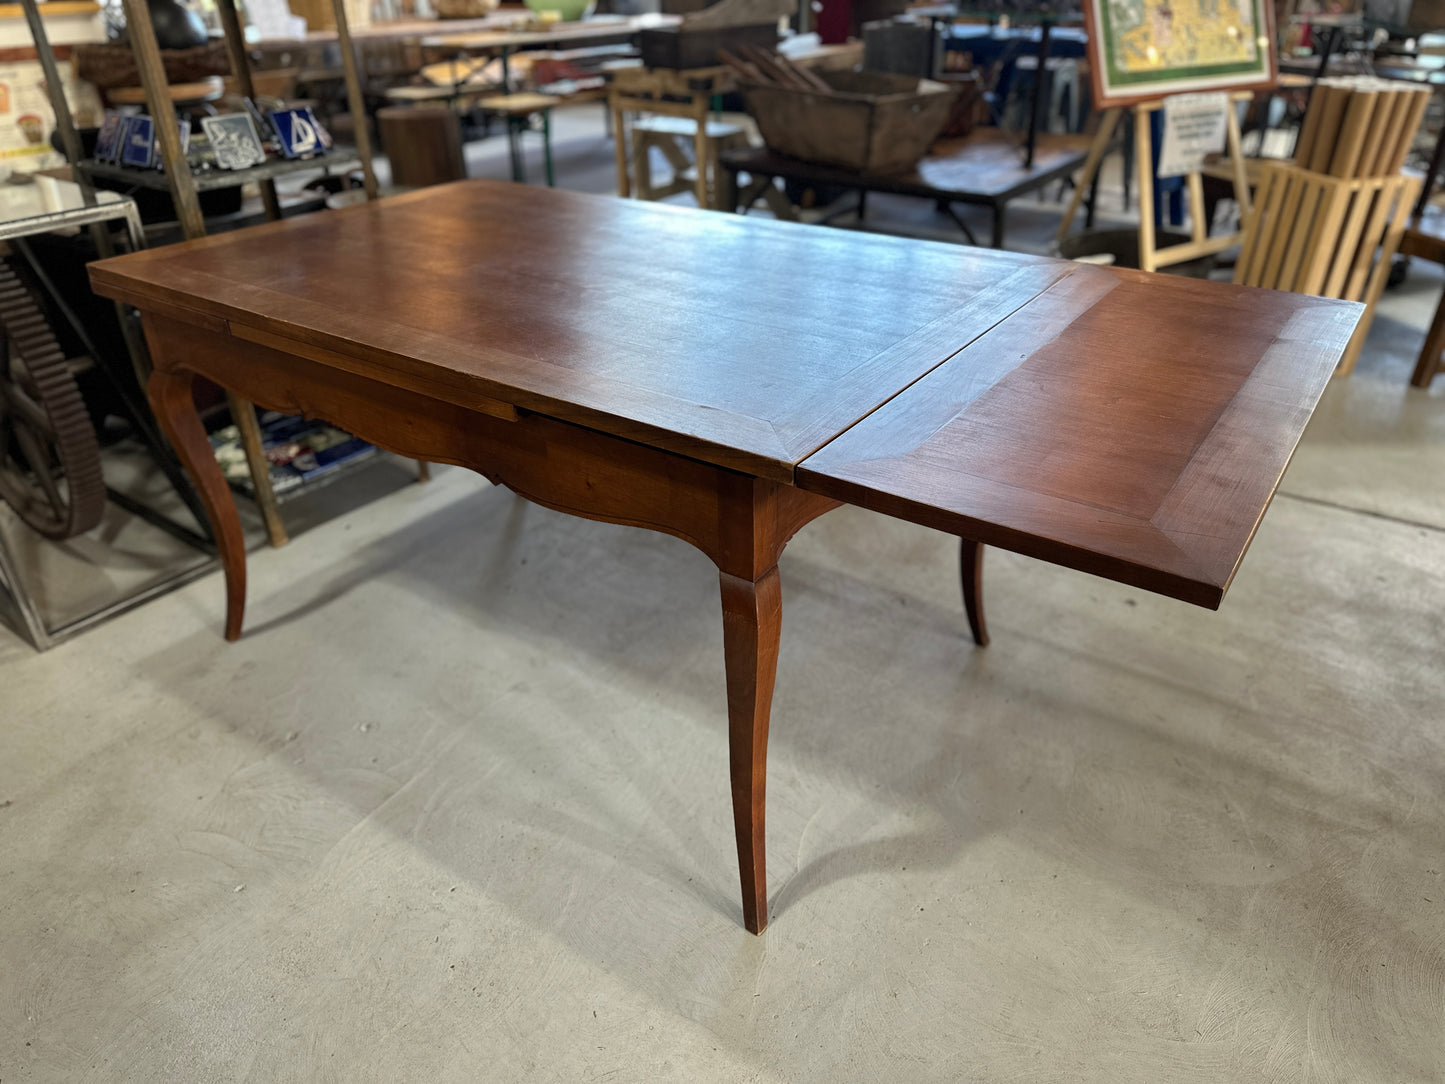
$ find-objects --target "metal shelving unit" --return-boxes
[0,178,215,651]
[24,0,383,552]
[81,151,364,192]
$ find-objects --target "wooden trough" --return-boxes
[741,69,957,175]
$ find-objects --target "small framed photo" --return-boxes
[119,114,155,168]
[93,112,124,162]
[201,112,267,170]
[269,107,327,159]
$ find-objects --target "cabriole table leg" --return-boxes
[148,366,248,641]
[720,565,782,935]
[137,310,843,931]
[960,539,989,647]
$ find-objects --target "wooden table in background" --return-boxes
[90,181,1361,934]
[720,128,1094,248]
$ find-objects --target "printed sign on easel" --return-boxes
[1059,1,1279,272]
[1157,92,1230,177]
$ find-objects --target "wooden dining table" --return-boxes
[89,180,1361,934]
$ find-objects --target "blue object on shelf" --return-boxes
[119,115,155,169]
[270,107,328,159]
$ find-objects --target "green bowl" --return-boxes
[523,0,596,20]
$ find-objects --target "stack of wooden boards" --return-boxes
[1234,77,1427,374]
[717,46,831,92]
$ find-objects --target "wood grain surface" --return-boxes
[90,179,1069,483]
[797,265,1363,608]
[90,180,1367,935]
[92,178,1366,609]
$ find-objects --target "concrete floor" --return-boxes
[2,106,1444,1081]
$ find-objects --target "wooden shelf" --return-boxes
[0,1,97,17]
[80,151,362,193]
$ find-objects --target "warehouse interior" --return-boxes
[2,1,1444,1079]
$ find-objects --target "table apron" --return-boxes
[140,311,840,581]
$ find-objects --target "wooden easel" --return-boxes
[1057,93,1253,272]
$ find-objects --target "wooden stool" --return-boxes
[377,105,466,189]
[477,93,560,186]
[608,64,733,209]
[630,116,749,209]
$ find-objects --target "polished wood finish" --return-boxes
[91,181,1360,933]
[91,181,1071,482]
[798,265,1363,608]
[721,566,781,933]
[146,362,248,640]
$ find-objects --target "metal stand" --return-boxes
[1023,18,1052,169]
[0,188,218,651]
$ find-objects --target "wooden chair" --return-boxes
[1233,161,1419,375]
[630,115,750,208]
[608,64,749,210]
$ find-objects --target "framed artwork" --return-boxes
[201,113,267,170]
[1083,0,1278,108]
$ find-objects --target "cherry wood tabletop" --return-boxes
[796,265,1361,608]
[89,180,1364,933]
[89,180,1072,483]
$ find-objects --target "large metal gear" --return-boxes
[0,255,105,540]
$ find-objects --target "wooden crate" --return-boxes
[1234,161,1419,374]
[741,69,956,174]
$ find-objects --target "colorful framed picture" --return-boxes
[201,112,267,170]
[118,114,154,168]
[1083,0,1278,109]
[93,112,124,162]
